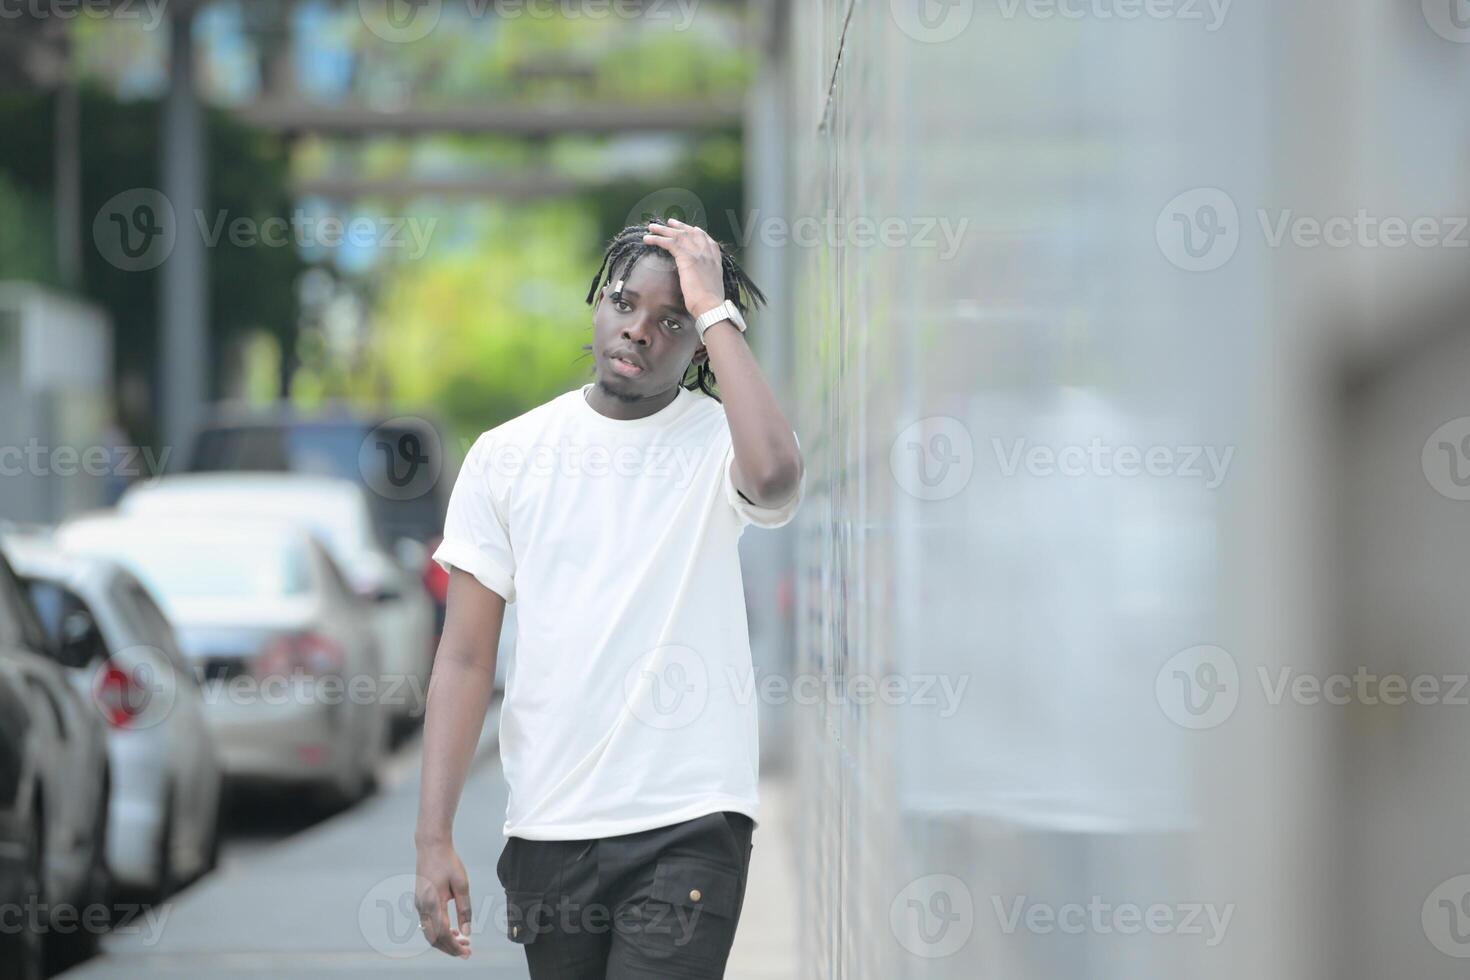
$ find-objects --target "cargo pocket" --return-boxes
[626,856,743,968]
[504,890,552,946]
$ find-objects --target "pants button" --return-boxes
[689,889,702,902]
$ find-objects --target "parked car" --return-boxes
[56,514,389,810]
[182,405,456,632]
[2,534,223,899]
[0,548,111,972]
[118,473,436,730]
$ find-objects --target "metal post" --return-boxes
[160,6,207,462]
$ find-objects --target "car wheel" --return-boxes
[45,780,110,969]
[0,808,45,980]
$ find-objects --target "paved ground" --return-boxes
[62,707,798,978]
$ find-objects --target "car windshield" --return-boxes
[189,422,447,542]
[64,525,311,602]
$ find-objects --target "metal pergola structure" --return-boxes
[9,0,763,451]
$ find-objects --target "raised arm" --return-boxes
[643,217,804,509]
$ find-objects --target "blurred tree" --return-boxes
[0,86,303,447]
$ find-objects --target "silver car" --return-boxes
[4,536,224,898]
[57,514,390,810]
[118,473,436,733]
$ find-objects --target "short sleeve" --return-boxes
[723,430,804,530]
[433,431,517,602]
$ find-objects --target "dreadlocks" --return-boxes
[583,222,768,400]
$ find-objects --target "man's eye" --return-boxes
[664,320,682,331]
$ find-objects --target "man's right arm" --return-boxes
[413,567,506,959]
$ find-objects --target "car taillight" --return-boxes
[94,664,144,729]
[253,633,346,680]
[423,548,449,605]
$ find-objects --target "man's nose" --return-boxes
[621,315,655,344]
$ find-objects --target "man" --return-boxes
[414,217,805,978]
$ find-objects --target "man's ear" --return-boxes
[690,344,709,366]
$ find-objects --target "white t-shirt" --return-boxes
[432,382,803,841]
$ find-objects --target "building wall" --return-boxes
[751,0,1470,977]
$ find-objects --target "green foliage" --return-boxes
[0,86,303,445]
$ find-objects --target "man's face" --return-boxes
[591,253,704,398]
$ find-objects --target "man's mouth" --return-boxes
[609,353,644,377]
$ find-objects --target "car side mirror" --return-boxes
[58,609,103,670]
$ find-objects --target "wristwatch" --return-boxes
[693,299,747,341]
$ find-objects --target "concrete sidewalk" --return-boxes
[64,708,799,978]
[726,771,799,979]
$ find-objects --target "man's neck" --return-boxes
[585,380,680,420]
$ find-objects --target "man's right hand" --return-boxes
[416,840,473,958]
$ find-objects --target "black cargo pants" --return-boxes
[496,810,755,979]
